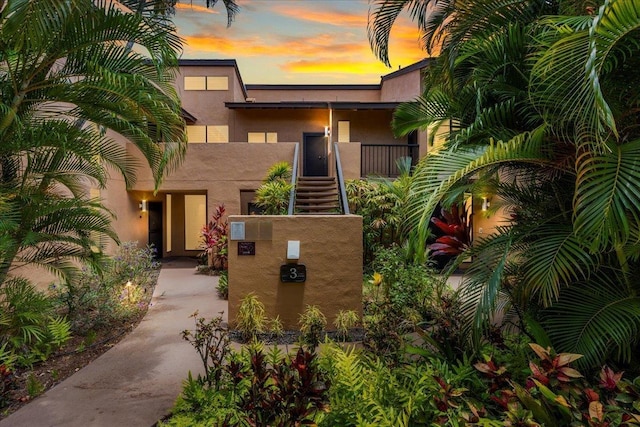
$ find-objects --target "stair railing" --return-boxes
[333,143,350,215]
[287,143,299,215]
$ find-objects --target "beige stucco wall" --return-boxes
[123,142,298,257]
[380,67,423,102]
[246,87,381,102]
[229,109,330,143]
[227,215,363,330]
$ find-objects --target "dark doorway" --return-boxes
[148,201,163,259]
[303,133,328,176]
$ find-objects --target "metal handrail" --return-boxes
[287,143,299,215]
[334,143,350,215]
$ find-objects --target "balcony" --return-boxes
[360,143,419,178]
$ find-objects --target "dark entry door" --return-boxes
[148,201,163,259]
[303,133,327,176]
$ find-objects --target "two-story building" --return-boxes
[100,58,433,258]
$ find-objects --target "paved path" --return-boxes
[1,259,225,427]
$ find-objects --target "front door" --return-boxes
[148,201,163,259]
[303,133,327,176]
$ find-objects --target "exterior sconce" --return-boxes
[481,196,490,212]
[139,200,148,212]
[324,125,330,137]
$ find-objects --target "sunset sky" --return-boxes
[173,0,427,84]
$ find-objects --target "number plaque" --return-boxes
[280,264,306,283]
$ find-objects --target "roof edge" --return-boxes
[381,58,433,82]
[246,84,381,91]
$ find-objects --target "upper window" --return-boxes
[187,125,229,143]
[184,76,229,91]
[248,132,277,144]
[338,121,350,143]
[184,76,206,91]
[206,76,229,91]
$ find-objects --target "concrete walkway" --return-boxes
[1,258,225,427]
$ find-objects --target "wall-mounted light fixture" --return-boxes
[139,200,148,212]
[324,125,331,137]
[481,196,490,212]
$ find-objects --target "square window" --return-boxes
[207,125,229,143]
[187,125,206,143]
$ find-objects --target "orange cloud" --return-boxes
[271,5,367,27]
[182,32,364,57]
[175,2,217,14]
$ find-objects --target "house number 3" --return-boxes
[280,264,306,283]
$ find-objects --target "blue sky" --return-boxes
[173,0,427,84]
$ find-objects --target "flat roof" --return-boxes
[381,58,432,82]
[225,101,400,110]
[246,84,380,91]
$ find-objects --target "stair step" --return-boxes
[298,176,335,180]
[296,205,340,211]
[296,191,338,198]
[297,201,339,206]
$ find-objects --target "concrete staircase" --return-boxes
[294,176,341,214]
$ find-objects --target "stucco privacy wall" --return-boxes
[227,215,363,331]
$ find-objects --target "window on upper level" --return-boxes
[187,125,229,143]
[248,132,277,143]
[184,76,229,91]
[338,121,350,142]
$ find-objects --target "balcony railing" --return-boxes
[360,144,419,178]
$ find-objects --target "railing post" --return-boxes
[288,143,299,215]
[334,143,350,215]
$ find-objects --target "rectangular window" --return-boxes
[206,76,229,91]
[266,132,278,143]
[248,132,266,143]
[338,121,350,143]
[187,125,206,143]
[184,195,206,251]
[207,125,229,143]
[184,76,206,90]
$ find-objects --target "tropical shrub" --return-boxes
[318,344,486,426]
[165,340,329,427]
[235,293,267,342]
[362,246,451,363]
[299,305,327,347]
[0,278,71,367]
[181,312,231,388]
[254,162,293,215]
[51,242,159,334]
[201,204,229,271]
[369,0,640,369]
[216,270,229,300]
[346,158,415,265]
[333,310,360,342]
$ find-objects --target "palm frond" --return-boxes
[573,138,640,252]
[543,269,640,368]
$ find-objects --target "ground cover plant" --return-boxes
[0,242,160,418]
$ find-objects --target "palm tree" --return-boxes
[0,0,189,283]
[368,0,640,368]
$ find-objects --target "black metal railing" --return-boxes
[334,143,350,215]
[287,143,299,215]
[360,143,419,178]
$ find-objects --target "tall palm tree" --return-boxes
[369,0,640,368]
[0,0,188,283]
